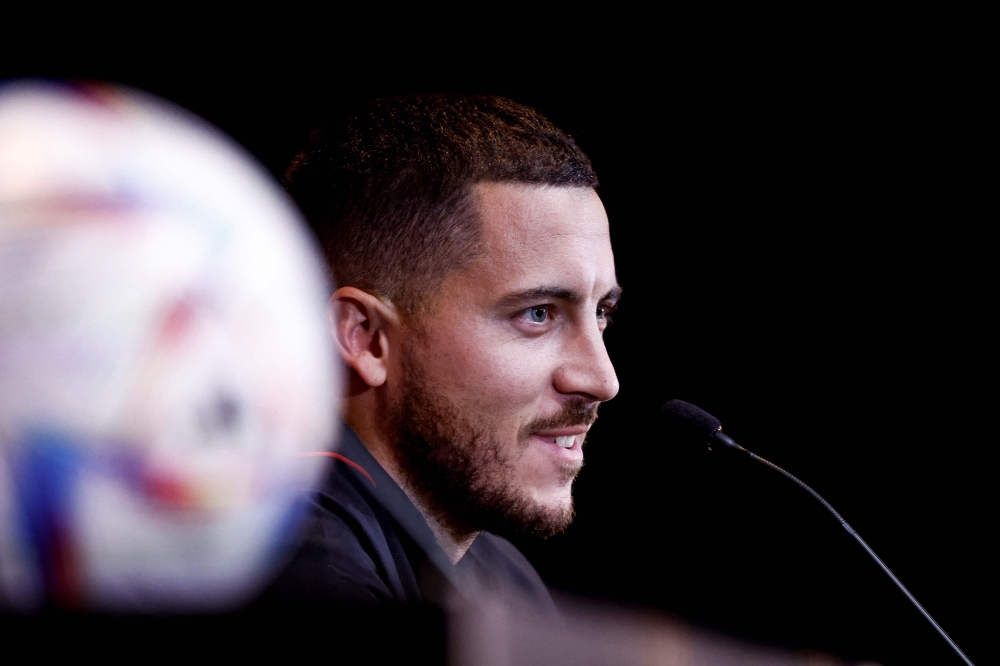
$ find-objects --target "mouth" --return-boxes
[539,435,578,449]
[531,427,589,451]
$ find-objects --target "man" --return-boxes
[267,95,619,609]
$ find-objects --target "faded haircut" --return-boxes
[284,94,597,314]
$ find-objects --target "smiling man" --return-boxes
[268,95,619,609]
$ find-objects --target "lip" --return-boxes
[532,426,590,438]
[530,427,589,458]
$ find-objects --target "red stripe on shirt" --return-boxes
[301,452,376,487]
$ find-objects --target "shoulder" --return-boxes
[259,461,401,606]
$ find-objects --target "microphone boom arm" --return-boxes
[712,430,975,666]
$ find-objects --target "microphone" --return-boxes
[662,399,974,666]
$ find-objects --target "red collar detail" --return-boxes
[301,452,376,487]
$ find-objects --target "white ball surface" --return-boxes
[0,81,339,612]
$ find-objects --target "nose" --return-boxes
[553,323,620,402]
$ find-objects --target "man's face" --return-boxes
[387,183,619,537]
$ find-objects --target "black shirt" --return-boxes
[263,426,555,612]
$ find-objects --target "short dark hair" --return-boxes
[284,94,597,314]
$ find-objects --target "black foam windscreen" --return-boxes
[661,399,722,443]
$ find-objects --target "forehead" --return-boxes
[472,183,614,287]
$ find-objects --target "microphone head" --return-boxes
[661,399,722,444]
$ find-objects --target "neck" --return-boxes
[345,396,479,564]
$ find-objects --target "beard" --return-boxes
[387,351,597,540]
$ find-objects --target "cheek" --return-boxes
[422,327,557,410]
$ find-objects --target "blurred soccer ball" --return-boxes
[0,81,339,611]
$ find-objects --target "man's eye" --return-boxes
[527,306,549,323]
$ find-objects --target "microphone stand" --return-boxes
[711,429,975,666]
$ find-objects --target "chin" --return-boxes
[530,485,574,514]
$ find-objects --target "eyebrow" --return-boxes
[495,284,622,309]
[603,285,623,303]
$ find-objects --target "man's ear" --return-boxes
[329,287,399,389]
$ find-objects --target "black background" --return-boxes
[3,30,991,665]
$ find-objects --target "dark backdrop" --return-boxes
[3,43,990,665]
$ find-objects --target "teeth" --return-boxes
[555,436,574,449]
